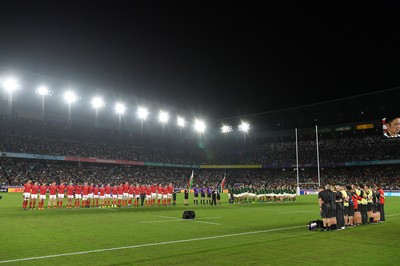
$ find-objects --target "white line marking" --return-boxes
[157,215,221,225]
[386,214,400,217]
[0,225,303,264]
[141,217,221,224]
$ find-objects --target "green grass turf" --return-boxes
[0,193,399,265]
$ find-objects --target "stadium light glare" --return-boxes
[238,122,250,132]
[159,111,169,123]
[115,103,126,115]
[2,78,20,92]
[64,91,78,104]
[177,116,188,127]
[91,97,105,109]
[35,86,52,96]
[137,107,149,120]
[221,125,233,133]
[194,119,206,133]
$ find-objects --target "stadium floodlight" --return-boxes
[137,107,149,120]
[64,91,78,104]
[177,116,188,127]
[194,119,206,133]
[159,111,169,123]
[238,122,250,132]
[221,125,233,133]
[2,78,20,92]
[35,86,52,96]
[115,103,126,115]
[91,97,105,109]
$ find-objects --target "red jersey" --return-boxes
[39,185,48,195]
[49,185,58,196]
[129,186,135,194]
[31,185,39,194]
[352,194,358,210]
[123,184,129,193]
[157,186,163,194]
[378,189,385,204]
[89,185,94,194]
[66,185,75,196]
[146,186,151,195]
[118,186,124,195]
[151,185,157,193]
[75,185,82,194]
[140,185,147,194]
[93,187,99,196]
[162,187,168,195]
[99,187,105,196]
[167,185,174,194]
[23,183,32,193]
[112,187,118,195]
[105,185,111,194]
[82,185,89,196]
[57,184,66,194]
[134,186,140,195]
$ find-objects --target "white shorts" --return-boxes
[49,195,57,200]
[163,194,167,199]
[112,195,118,199]
[128,194,134,199]
[123,192,129,198]
[82,195,88,200]
[105,194,111,199]
[151,193,157,199]
[94,195,99,199]
[39,194,46,200]
[167,193,172,199]
[146,195,151,199]
[23,192,31,199]
[75,194,81,199]
[158,194,163,199]
[30,194,38,199]
[67,195,74,199]
[100,195,105,199]
[135,194,140,199]
[117,195,123,199]
[58,194,65,199]
[88,193,93,199]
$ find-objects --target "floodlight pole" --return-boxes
[67,103,72,128]
[295,128,300,195]
[41,96,45,121]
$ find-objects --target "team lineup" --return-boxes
[22,180,177,210]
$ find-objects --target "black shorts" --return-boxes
[207,194,211,198]
[194,194,198,198]
[348,204,354,216]
[321,203,331,218]
[367,203,373,212]
[200,194,205,198]
[344,206,349,216]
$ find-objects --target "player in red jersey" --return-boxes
[104,183,112,207]
[38,182,48,210]
[87,183,94,208]
[150,184,157,206]
[48,182,58,209]
[167,183,174,206]
[134,184,141,207]
[145,185,152,206]
[128,184,135,207]
[74,183,82,208]
[99,184,106,207]
[81,182,89,208]
[157,184,163,206]
[117,183,124,207]
[162,185,168,206]
[29,181,39,210]
[57,182,66,208]
[112,185,118,207]
[93,184,99,208]
[66,182,75,208]
[22,179,32,210]
[122,182,129,207]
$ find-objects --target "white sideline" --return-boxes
[0,225,303,264]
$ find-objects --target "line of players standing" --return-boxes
[318,183,386,231]
[183,186,220,206]
[21,180,176,210]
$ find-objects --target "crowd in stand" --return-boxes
[1,117,400,165]
[1,117,399,193]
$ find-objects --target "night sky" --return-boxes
[1,1,400,120]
